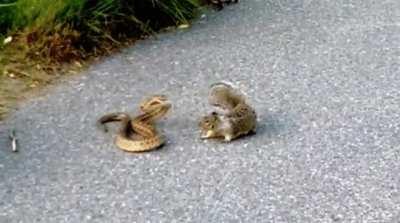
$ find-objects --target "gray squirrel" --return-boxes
[199,82,257,141]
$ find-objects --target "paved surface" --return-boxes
[1,0,400,222]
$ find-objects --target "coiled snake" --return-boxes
[97,95,171,152]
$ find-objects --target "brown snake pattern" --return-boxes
[98,95,172,152]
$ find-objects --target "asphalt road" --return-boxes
[1,0,400,222]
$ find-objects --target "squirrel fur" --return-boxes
[199,82,257,141]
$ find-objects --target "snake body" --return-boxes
[98,95,171,152]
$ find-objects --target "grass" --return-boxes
[0,0,208,119]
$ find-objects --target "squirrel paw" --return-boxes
[201,130,215,139]
[224,134,233,142]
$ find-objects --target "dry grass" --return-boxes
[0,0,209,120]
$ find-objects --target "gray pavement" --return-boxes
[1,0,400,222]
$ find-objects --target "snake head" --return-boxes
[139,94,171,112]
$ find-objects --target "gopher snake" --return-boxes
[98,95,171,152]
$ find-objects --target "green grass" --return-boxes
[0,0,207,119]
[0,0,205,64]
[1,0,201,27]
[1,0,202,47]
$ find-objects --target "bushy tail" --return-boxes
[209,82,246,110]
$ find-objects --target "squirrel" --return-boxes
[206,0,239,10]
[199,82,257,142]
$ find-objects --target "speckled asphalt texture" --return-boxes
[1,0,400,222]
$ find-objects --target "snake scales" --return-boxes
[97,95,171,152]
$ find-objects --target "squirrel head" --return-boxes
[199,112,221,132]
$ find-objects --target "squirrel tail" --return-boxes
[210,82,234,90]
[209,82,246,109]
